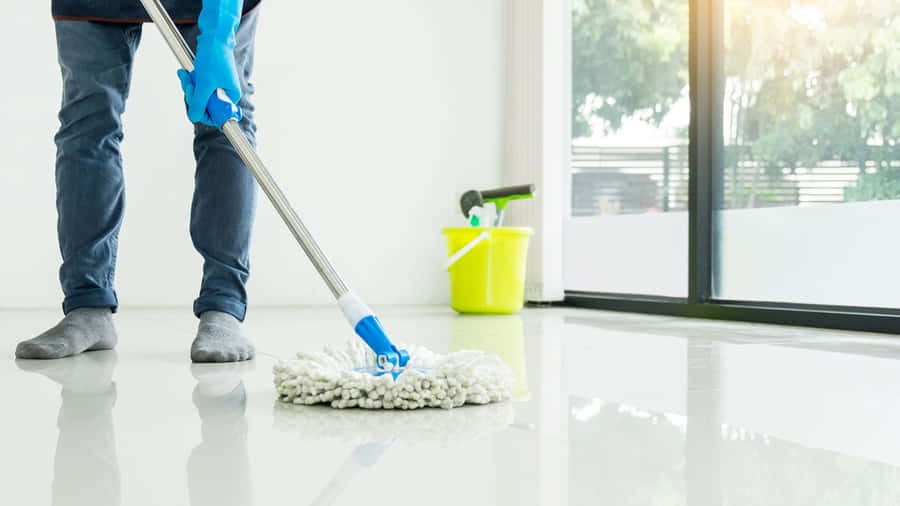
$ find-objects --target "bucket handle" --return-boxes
[443,231,490,270]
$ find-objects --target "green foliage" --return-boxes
[724,1,900,174]
[845,167,900,201]
[572,0,688,138]
[573,0,900,205]
[725,1,900,204]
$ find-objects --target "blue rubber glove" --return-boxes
[178,0,244,126]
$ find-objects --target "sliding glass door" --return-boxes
[565,0,900,332]
[714,0,900,308]
[566,0,690,297]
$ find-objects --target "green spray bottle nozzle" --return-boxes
[460,190,484,227]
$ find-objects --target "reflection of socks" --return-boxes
[191,311,255,363]
[188,383,254,506]
[53,384,121,506]
[16,350,118,393]
[191,361,255,397]
[16,308,117,360]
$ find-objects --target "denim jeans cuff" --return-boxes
[63,288,118,315]
[193,296,247,322]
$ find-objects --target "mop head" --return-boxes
[273,340,514,410]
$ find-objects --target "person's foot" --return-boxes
[191,311,255,363]
[15,308,117,360]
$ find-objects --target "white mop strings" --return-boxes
[273,340,515,410]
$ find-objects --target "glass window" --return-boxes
[566,0,690,297]
[714,1,900,307]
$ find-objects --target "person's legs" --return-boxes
[180,11,259,362]
[17,21,142,360]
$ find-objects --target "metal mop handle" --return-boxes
[140,0,410,372]
[138,0,349,299]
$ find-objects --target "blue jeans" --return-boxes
[54,11,259,321]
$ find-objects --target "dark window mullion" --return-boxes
[689,0,724,303]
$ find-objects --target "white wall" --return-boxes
[0,0,506,310]
[503,0,569,302]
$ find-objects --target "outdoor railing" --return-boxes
[571,145,889,216]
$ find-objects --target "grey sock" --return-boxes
[16,308,117,360]
[191,311,255,363]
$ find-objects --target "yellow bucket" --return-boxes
[442,227,533,314]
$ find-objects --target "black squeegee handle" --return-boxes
[481,184,536,200]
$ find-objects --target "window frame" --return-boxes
[561,0,900,335]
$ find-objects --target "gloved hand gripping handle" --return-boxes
[138,0,241,129]
[137,0,409,373]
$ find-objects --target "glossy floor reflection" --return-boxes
[3,306,900,505]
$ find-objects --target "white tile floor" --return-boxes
[3,306,900,505]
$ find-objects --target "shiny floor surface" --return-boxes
[3,306,900,505]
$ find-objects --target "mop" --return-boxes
[273,340,514,409]
[139,0,514,409]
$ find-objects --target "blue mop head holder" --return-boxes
[354,315,411,375]
[339,292,411,377]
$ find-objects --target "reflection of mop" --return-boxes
[308,439,396,506]
[273,401,514,444]
[273,402,514,506]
